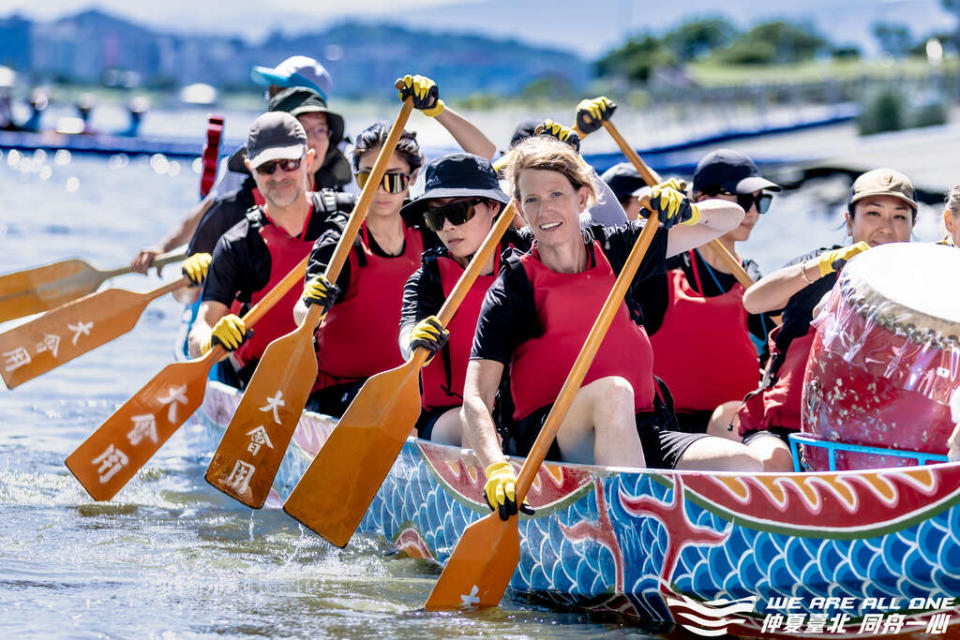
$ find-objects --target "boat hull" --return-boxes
[198,381,960,636]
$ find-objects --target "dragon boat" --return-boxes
[197,379,960,638]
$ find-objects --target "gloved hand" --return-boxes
[303,275,341,314]
[575,96,617,135]
[656,176,688,193]
[535,119,580,152]
[647,184,701,229]
[482,461,534,521]
[181,252,212,286]
[817,241,869,276]
[409,316,449,362]
[396,74,445,117]
[203,314,250,353]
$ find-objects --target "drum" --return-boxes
[802,242,960,470]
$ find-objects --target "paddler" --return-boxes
[129,56,349,274]
[636,150,780,434]
[294,75,498,418]
[464,135,762,518]
[397,153,525,445]
[939,185,959,246]
[184,112,355,387]
[735,168,918,471]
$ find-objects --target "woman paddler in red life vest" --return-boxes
[464,135,764,519]
[939,185,960,247]
[734,168,918,472]
[184,112,355,388]
[396,152,530,445]
[292,75,499,418]
[630,150,781,435]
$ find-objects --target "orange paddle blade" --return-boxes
[283,359,422,546]
[0,250,185,323]
[0,279,187,389]
[65,356,214,501]
[0,259,108,323]
[424,513,519,611]
[206,321,318,508]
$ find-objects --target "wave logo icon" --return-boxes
[665,593,758,637]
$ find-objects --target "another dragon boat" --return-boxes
[197,379,960,638]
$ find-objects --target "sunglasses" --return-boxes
[718,189,774,214]
[423,198,484,232]
[355,171,411,194]
[255,157,302,175]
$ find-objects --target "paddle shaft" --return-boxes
[516,208,657,500]
[300,98,415,332]
[600,120,760,290]
[87,248,187,282]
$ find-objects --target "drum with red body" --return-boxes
[802,242,960,470]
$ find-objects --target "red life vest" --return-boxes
[510,241,656,421]
[420,254,497,411]
[737,325,816,435]
[252,188,265,207]
[232,206,316,369]
[314,222,424,390]
[649,253,760,412]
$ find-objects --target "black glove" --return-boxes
[303,275,341,314]
[535,119,581,152]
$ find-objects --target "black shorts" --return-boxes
[415,406,458,440]
[505,404,706,469]
[306,380,365,419]
[742,426,795,446]
[673,410,713,434]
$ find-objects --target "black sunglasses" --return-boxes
[718,189,773,214]
[355,171,411,194]
[423,198,485,232]
[255,157,303,175]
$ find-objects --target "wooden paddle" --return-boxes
[204,94,415,508]
[64,253,311,501]
[0,249,186,324]
[599,120,779,321]
[282,201,519,544]
[425,205,659,611]
[0,276,190,389]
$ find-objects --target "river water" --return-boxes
[0,131,946,639]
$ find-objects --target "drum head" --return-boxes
[840,242,960,347]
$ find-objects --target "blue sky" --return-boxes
[0,0,954,57]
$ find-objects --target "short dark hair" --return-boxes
[352,121,424,172]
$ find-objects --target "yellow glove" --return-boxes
[818,241,870,277]
[575,96,617,135]
[409,316,449,362]
[396,74,445,117]
[181,252,212,286]
[202,314,249,353]
[648,185,700,229]
[655,177,688,193]
[534,119,581,152]
[302,275,341,314]
[482,461,535,520]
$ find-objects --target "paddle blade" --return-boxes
[283,361,421,547]
[424,513,519,611]
[206,324,318,508]
[0,288,154,388]
[0,259,104,323]
[65,358,212,501]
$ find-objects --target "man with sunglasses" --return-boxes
[185,112,355,388]
[637,149,781,435]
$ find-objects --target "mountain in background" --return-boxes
[0,9,590,98]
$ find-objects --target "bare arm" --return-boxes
[435,106,497,161]
[742,261,823,315]
[460,358,507,469]
[130,195,214,273]
[188,300,229,357]
[664,198,744,258]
